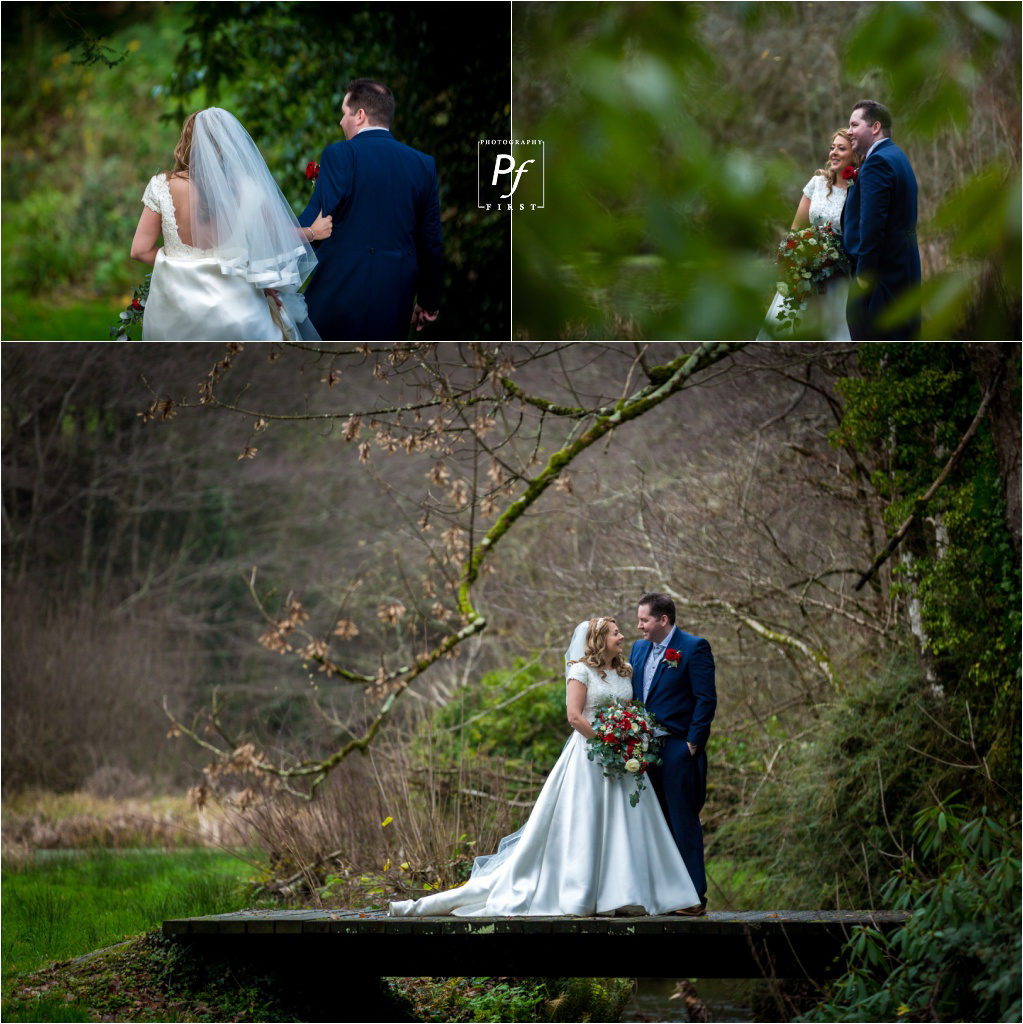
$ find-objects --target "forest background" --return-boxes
[1,2,1020,341]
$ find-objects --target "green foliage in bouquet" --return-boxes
[110,273,150,339]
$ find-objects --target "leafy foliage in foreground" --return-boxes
[800,802,1021,1023]
[390,975,633,1023]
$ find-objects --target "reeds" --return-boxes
[214,722,545,905]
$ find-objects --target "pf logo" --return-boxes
[492,154,535,197]
[478,139,545,211]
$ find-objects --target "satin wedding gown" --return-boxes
[758,173,851,341]
[140,173,302,341]
[389,662,699,917]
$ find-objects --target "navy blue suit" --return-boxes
[630,627,716,901]
[299,129,443,340]
[842,137,921,340]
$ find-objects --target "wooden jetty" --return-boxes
[163,908,909,979]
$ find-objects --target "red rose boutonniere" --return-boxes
[305,160,319,183]
[842,165,858,184]
[663,648,681,670]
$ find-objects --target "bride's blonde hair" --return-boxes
[816,128,861,196]
[170,112,199,178]
[568,617,633,680]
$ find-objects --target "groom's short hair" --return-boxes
[639,592,676,624]
[346,79,395,128]
[852,99,892,136]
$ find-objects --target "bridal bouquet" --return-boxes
[110,274,151,340]
[773,222,850,331]
[586,698,662,807]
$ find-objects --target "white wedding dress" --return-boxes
[389,662,699,917]
[140,173,301,341]
[758,174,851,341]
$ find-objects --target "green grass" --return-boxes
[1,293,128,341]
[2,848,254,979]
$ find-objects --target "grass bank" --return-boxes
[2,848,256,979]
[1,294,126,341]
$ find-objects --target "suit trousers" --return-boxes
[648,735,708,902]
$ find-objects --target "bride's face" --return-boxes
[603,623,625,659]
[828,136,855,176]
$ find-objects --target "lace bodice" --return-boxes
[142,174,214,259]
[803,174,848,233]
[567,662,633,721]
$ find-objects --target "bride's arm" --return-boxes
[130,207,162,266]
[566,679,595,739]
[790,195,811,230]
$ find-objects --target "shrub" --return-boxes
[800,801,1021,1023]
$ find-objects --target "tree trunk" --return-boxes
[967,343,1021,559]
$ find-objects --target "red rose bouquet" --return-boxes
[773,222,851,332]
[586,697,663,806]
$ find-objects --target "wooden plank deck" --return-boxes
[163,909,909,979]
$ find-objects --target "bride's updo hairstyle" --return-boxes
[568,617,633,681]
[816,128,861,196]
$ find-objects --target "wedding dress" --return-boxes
[389,660,699,917]
[141,174,297,340]
[758,174,851,341]
[140,108,318,341]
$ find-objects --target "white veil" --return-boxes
[188,108,317,293]
[565,617,602,682]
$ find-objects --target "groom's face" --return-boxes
[637,605,672,645]
[847,109,877,155]
[340,94,360,140]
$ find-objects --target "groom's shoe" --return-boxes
[673,903,707,917]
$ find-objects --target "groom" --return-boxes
[299,79,443,340]
[842,99,922,340]
[630,592,716,915]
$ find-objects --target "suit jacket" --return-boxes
[299,129,443,340]
[842,137,921,338]
[629,627,717,749]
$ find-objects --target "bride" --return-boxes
[129,108,333,340]
[758,128,861,340]
[389,617,700,917]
